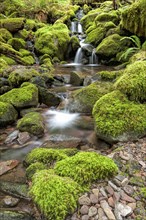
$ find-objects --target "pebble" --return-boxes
[100,200,116,220]
[120,190,136,203]
[115,202,132,217]
[88,206,98,217]
[3,196,19,207]
[80,205,89,215]
[17,132,31,145]
[92,188,99,198]
[79,195,91,206]
[90,193,98,204]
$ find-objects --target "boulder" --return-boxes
[92,90,146,143]
[70,71,84,86]
[0,18,25,33]
[0,101,18,127]
[17,112,45,137]
[0,28,12,42]
[114,61,146,102]
[8,38,26,51]
[0,82,38,109]
[121,0,146,37]
[39,87,61,107]
[67,81,113,113]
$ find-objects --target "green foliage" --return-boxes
[26,162,47,180]
[25,148,68,166]
[98,70,123,81]
[30,170,82,220]
[114,61,146,102]
[54,152,118,185]
[92,90,146,140]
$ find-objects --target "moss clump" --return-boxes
[0,101,18,127]
[35,23,70,60]
[8,68,40,87]
[95,11,120,25]
[54,152,118,185]
[98,70,123,81]
[121,0,146,37]
[30,170,82,220]
[25,148,68,166]
[0,55,16,65]
[0,18,25,33]
[92,90,146,143]
[26,162,46,180]
[0,28,12,42]
[17,112,44,137]
[96,34,128,58]
[114,61,146,102]
[67,81,113,113]
[0,82,38,108]
[8,38,26,51]
[130,51,146,63]
[21,55,35,65]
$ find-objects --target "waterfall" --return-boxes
[74,47,83,64]
[71,21,77,34]
[78,23,83,34]
[89,49,98,65]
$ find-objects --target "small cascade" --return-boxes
[71,21,77,34]
[26,40,39,64]
[89,49,98,65]
[74,47,83,64]
[78,23,83,34]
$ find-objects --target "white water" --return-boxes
[74,47,83,64]
[46,109,79,130]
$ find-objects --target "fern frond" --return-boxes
[119,47,138,61]
[120,35,141,49]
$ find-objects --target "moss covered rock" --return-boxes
[17,112,45,137]
[92,90,146,143]
[0,82,38,109]
[95,10,120,25]
[35,23,70,60]
[121,0,146,37]
[0,18,25,33]
[129,51,146,63]
[54,152,118,185]
[8,68,40,87]
[0,101,18,127]
[67,81,113,113]
[96,34,128,58]
[25,148,68,165]
[8,38,26,51]
[114,61,146,102]
[26,162,47,180]
[30,170,82,220]
[0,28,12,42]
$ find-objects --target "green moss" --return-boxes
[140,187,146,199]
[8,68,40,87]
[35,23,70,60]
[0,28,12,42]
[26,162,47,180]
[121,0,146,37]
[81,8,101,30]
[24,19,36,30]
[114,61,146,102]
[30,170,82,220]
[0,82,38,108]
[8,38,26,51]
[95,11,120,25]
[54,152,118,185]
[92,90,146,142]
[68,81,113,113]
[98,70,123,81]
[41,58,53,70]
[96,34,128,58]
[19,49,31,56]
[0,55,16,65]
[0,18,25,33]
[142,41,146,51]
[0,101,18,127]
[21,55,35,65]
[25,148,68,166]
[17,112,44,137]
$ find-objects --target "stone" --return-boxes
[4,130,19,144]
[100,187,108,198]
[105,185,114,196]
[113,178,121,187]
[92,188,99,198]
[113,192,121,202]
[81,215,89,220]
[90,193,98,204]
[108,197,115,208]
[108,181,120,191]
[70,71,84,86]
[100,200,116,220]
[98,208,105,220]
[3,196,19,207]
[127,202,136,211]
[88,206,98,217]
[123,185,134,196]
[115,202,132,217]
[80,205,89,215]
[0,210,34,220]
[0,160,19,176]
[121,178,129,187]
[79,195,91,206]
[120,190,136,203]
[17,132,31,145]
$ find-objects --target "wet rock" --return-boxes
[3,195,19,207]
[100,200,116,220]
[88,206,98,217]
[70,71,84,86]
[39,87,61,107]
[0,210,34,220]
[80,205,89,215]
[115,202,132,217]
[0,181,29,199]
[4,130,19,144]
[17,132,31,145]
[78,194,91,206]
[0,160,19,176]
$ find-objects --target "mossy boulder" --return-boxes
[121,0,146,37]
[25,148,68,166]
[97,70,123,81]
[54,152,118,185]
[0,101,18,127]
[0,18,25,33]
[0,57,8,75]
[26,162,47,180]
[129,50,146,63]
[95,10,120,25]
[35,23,70,60]
[67,81,113,113]
[92,90,146,143]
[17,112,45,137]
[30,170,82,220]
[8,38,26,51]
[0,55,16,65]
[81,8,101,30]
[114,61,146,102]
[0,82,38,109]
[96,34,128,58]
[8,68,40,87]
[0,28,12,42]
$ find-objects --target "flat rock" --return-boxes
[80,205,89,215]
[17,132,31,145]
[0,210,34,220]
[4,130,19,144]
[3,195,19,207]
[0,160,19,176]
[100,200,116,220]
[120,190,136,203]
[88,206,97,217]
[79,195,91,206]
[115,202,132,217]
